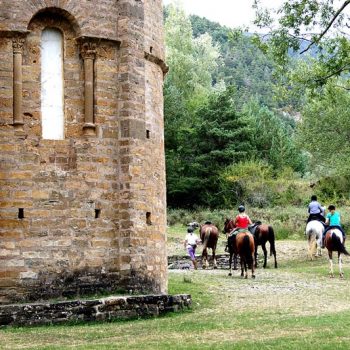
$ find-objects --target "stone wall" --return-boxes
[0,294,191,327]
[0,0,167,304]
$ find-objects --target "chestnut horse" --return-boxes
[249,223,277,268]
[200,222,219,269]
[227,230,255,278]
[324,228,349,278]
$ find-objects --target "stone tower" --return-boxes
[0,0,168,304]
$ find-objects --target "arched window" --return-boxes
[41,28,64,140]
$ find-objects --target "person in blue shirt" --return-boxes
[321,205,345,248]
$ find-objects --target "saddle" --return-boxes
[248,221,262,236]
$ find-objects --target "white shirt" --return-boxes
[185,233,199,247]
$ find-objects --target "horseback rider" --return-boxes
[307,195,325,223]
[227,205,252,246]
[321,204,346,248]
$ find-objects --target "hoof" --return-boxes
[213,266,218,269]
[329,274,334,278]
[228,273,232,276]
[244,275,248,279]
[340,274,344,279]
[252,275,256,279]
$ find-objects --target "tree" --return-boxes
[297,80,350,176]
[254,0,350,87]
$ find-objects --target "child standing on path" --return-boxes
[184,226,201,270]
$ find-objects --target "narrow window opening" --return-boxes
[146,212,152,225]
[146,129,150,139]
[18,208,24,219]
[95,209,101,219]
[41,28,64,140]
[150,46,153,53]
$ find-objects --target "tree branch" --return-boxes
[300,0,350,54]
[314,65,350,83]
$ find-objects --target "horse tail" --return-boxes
[331,232,350,256]
[202,227,211,250]
[268,226,276,257]
[243,234,253,266]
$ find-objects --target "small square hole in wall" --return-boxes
[95,209,101,219]
[146,130,150,139]
[18,208,24,219]
[146,212,152,225]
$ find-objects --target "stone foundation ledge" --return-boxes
[168,254,231,269]
[0,294,192,327]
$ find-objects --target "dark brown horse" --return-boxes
[227,230,255,278]
[324,228,349,278]
[200,222,219,269]
[223,218,238,270]
[249,223,277,268]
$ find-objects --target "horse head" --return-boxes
[223,218,235,234]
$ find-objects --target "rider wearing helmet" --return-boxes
[235,205,252,229]
[225,205,253,253]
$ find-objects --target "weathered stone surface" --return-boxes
[0,294,191,326]
[0,0,167,304]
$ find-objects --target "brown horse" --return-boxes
[249,223,277,268]
[324,228,349,278]
[200,222,219,269]
[223,218,238,270]
[227,230,255,278]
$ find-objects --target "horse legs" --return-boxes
[212,247,217,269]
[328,251,334,278]
[262,243,267,268]
[308,236,316,260]
[254,245,258,268]
[233,253,238,270]
[271,242,278,268]
[240,256,245,278]
[228,251,233,276]
[339,252,344,278]
[202,248,208,269]
[251,252,256,279]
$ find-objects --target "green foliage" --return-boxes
[254,0,350,87]
[297,81,350,176]
[164,3,307,209]
[219,160,310,208]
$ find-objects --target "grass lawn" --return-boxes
[2,239,350,349]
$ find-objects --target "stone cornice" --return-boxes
[144,52,169,75]
[76,35,121,48]
[0,30,30,38]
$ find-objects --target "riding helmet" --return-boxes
[238,205,245,213]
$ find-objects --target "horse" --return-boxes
[250,223,277,268]
[199,222,219,269]
[305,220,324,260]
[324,228,350,278]
[223,218,238,270]
[227,230,255,278]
